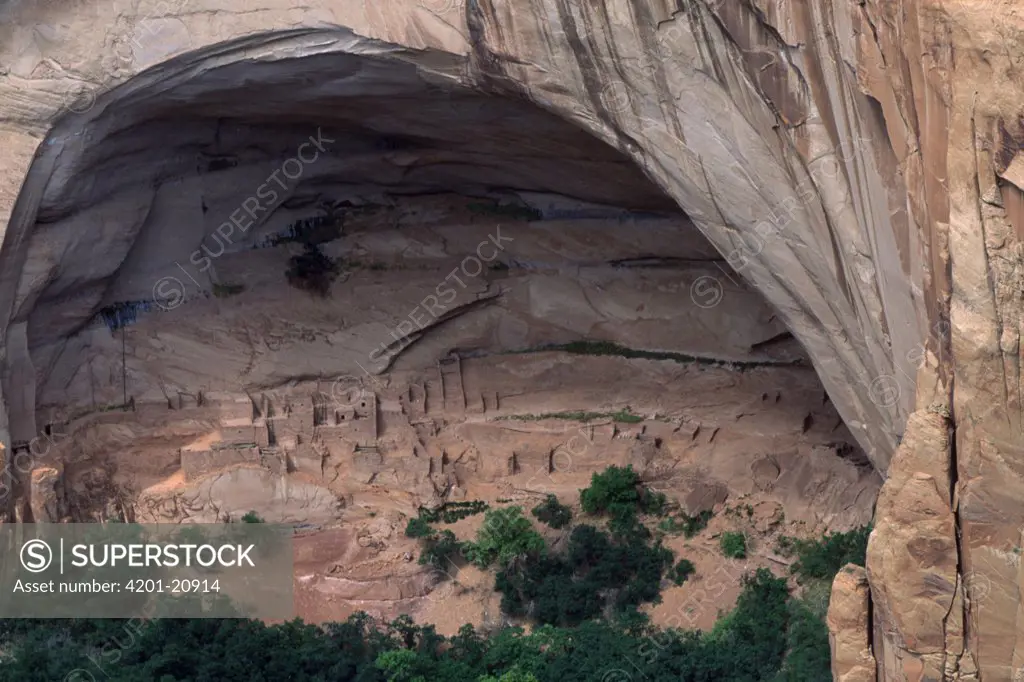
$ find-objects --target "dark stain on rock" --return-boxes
[549,0,621,136]
[464,0,525,98]
[906,537,952,569]
[995,117,1024,174]
[715,0,810,128]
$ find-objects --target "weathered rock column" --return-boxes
[829,564,877,682]
[865,360,968,681]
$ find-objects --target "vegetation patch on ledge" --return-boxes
[511,340,805,370]
[1,472,871,682]
[493,407,644,424]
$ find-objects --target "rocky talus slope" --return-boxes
[0,0,1022,679]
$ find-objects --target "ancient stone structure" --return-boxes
[0,0,1022,678]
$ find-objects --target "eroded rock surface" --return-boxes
[11,244,878,624]
[0,0,1022,679]
[867,393,962,680]
[829,564,877,682]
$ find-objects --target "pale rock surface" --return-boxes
[0,0,1022,679]
[135,466,345,525]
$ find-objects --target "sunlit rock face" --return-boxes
[0,0,1022,679]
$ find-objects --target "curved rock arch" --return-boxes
[5,0,1023,679]
[0,0,927,470]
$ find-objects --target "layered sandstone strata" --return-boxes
[0,0,1021,678]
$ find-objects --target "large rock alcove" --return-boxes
[1,0,1022,679]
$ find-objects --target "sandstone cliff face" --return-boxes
[829,564,877,682]
[866,364,964,680]
[0,0,918,466]
[0,0,1021,679]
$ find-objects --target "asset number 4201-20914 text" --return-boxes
[125,579,220,593]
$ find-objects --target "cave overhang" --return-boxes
[0,4,923,471]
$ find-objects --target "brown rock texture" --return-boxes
[829,564,877,682]
[0,0,1021,679]
[28,465,61,522]
[866,368,963,680]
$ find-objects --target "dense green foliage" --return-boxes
[531,495,572,529]
[670,558,696,585]
[497,409,643,424]
[419,530,463,570]
[771,525,871,681]
[478,669,540,682]
[3,488,870,680]
[770,525,871,682]
[403,478,677,629]
[579,465,666,522]
[775,594,832,682]
[465,467,680,626]
[405,502,498,570]
[0,551,847,682]
[405,517,434,539]
[0,573,799,682]
[240,510,264,523]
[785,525,871,581]
[495,522,674,626]
[463,507,547,569]
[720,532,748,559]
[416,501,490,524]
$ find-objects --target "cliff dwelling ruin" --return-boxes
[0,38,883,633]
[1,0,1021,678]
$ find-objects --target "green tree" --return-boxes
[464,507,546,568]
[790,525,871,580]
[376,648,429,682]
[706,568,791,678]
[405,517,434,538]
[580,465,665,525]
[670,558,696,585]
[720,531,747,559]
[0,529,853,682]
[580,465,642,515]
[479,668,540,682]
[531,495,572,529]
[775,597,832,681]
[419,530,462,570]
